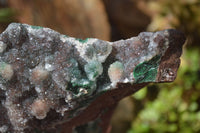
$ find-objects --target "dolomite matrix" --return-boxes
[0,23,185,133]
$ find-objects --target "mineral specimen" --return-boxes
[0,23,185,133]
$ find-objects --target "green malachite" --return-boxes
[133,55,161,83]
[76,38,89,43]
[30,25,43,30]
[68,59,100,95]
[71,79,95,88]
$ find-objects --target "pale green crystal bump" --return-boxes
[68,59,96,94]
[84,60,103,81]
[76,39,112,63]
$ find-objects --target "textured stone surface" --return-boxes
[0,23,185,133]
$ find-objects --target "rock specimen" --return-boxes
[0,23,185,133]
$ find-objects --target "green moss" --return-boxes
[0,8,16,23]
[133,55,161,83]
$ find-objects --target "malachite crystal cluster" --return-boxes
[0,23,185,133]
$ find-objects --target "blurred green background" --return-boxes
[0,0,199,133]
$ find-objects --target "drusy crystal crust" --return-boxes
[0,23,185,133]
